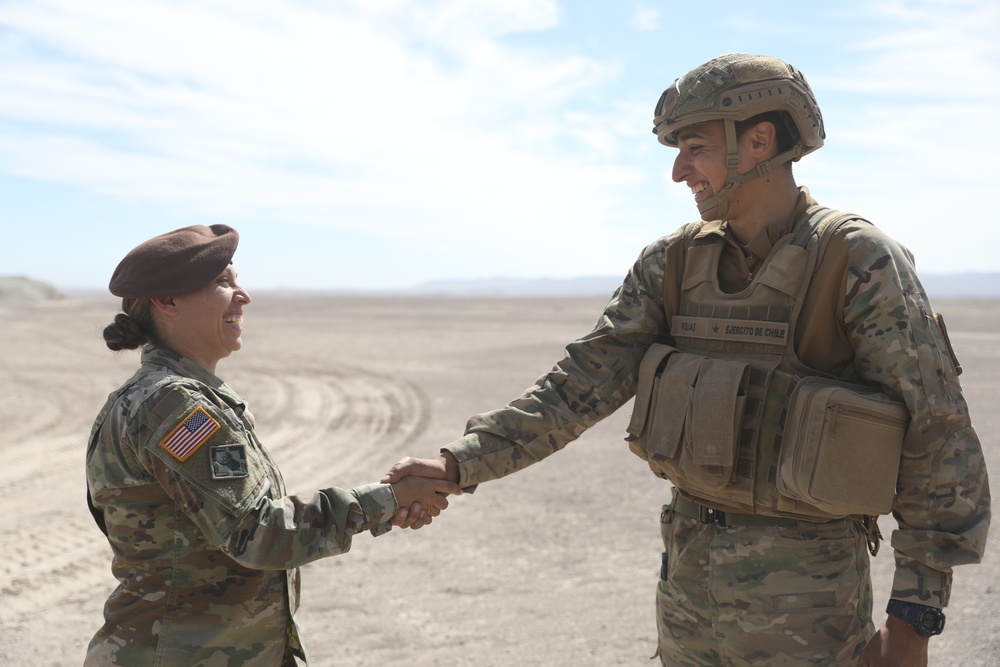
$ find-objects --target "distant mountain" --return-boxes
[409,273,1000,299]
[0,276,64,302]
[410,275,623,297]
[918,273,1000,299]
[6,273,996,301]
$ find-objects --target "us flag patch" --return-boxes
[161,407,220,461]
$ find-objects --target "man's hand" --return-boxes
[383,453,460,529]
[856,615,929,667]
[390,474,462,528]
[384,453,460,484]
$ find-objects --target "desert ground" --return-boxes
[0,292,997,666]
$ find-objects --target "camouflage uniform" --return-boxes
[443,188,990,665]
[86,345,398,666]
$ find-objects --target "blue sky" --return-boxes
[1,0,997,292]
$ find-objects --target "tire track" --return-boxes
[0,515,111,620]
[0,302,121,641]
[0,369,77,445]
[228,363,431,489]
[1,367,117,497]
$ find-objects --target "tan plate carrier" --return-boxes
[626,207,909,521]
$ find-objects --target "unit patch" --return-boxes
[210,444,249,479]
[161,407,220,461]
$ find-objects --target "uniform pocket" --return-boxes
[737,523,872,649]
[647,353,701,461]
[627,346,750,495]
[771,590,837,611]
[681,357,749,490]
[778,377,908,516]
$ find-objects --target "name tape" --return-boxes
[671,316,789,346]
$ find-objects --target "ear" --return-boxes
[747,121,777,158]
[150,296,180,318]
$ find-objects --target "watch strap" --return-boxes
[886,599,946,637]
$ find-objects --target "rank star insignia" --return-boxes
[210,444,249,479]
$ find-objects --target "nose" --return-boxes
[671,151,689,183]
[234,283,252,305]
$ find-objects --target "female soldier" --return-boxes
[85,224,460,666]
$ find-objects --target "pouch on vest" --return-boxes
[777,376,909,516]
[627,343,750,491]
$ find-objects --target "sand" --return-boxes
[0,293,997,666]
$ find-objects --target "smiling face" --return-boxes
[670,120,736,221]
[152,265,251,373]
[670,119,785,222]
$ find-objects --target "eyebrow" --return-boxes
[676,129,706,142]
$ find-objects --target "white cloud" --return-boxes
[1,0,998,285]
[801,0,1000,272]
[0,0,639,262]
[632,5,659,32]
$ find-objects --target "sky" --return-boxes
[1,0,997,292]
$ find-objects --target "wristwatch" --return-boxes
[886,599,946,637]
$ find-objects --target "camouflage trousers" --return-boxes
[655,498,876,666]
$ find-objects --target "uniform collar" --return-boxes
[139,345,251,417]
[691,187,818,260]
[140,344,227,390]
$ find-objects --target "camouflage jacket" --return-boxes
[85,345,397,666]
[445,188,990,609]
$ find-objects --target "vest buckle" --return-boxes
[699,505,728,528]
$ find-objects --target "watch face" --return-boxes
[918,609,944,633]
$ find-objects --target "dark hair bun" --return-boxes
[103,313,149,351]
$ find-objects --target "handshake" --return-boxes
[381,451,463,529]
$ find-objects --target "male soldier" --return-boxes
[385,53,990,665]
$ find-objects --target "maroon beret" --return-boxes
[109,224,240,298]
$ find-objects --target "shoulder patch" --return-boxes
[160,406,220,461]
[210,444,249,479]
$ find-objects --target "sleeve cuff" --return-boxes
[443,438,481,492]
[891,561,952,608]
[353,482,398,537]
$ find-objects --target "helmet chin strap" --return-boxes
[696,182,737,220]
[695,119,805,220]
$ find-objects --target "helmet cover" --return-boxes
[653,53,824,157]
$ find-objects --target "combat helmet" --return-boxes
[653,53,824,219]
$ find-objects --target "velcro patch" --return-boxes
[161,406,220,461]
[210,444,249,479]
